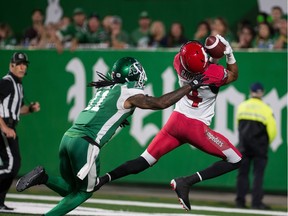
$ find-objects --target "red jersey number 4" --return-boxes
[187,89,202,107]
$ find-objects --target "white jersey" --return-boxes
[175,76,217,125]
[173,53,228,126]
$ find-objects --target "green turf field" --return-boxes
[1,185,287,216]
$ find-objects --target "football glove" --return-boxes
[215,34,236,64]
[215,34,233,55]
[188,74,209,90]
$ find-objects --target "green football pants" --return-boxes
[44,135,100,216]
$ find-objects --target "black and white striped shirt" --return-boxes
[0,72,24,127]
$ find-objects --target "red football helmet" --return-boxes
[179,41,208,74]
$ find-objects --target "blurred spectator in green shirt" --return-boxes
[102,15,113,36]
[109,16,130,49]
[0,23,17,48]
[270,6,284,35]
[130,11,151,48]
[70,12,109,51]
[273,15,287,49]
[55,8,87,52]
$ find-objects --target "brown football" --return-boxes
[204,35,226,59]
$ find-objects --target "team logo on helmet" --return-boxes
[129,62,142,76]
[128,62,147,88]
[110,57,147,88]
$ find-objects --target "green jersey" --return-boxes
[75,27,109,44]
[57,22,88,42]
[65,82,144,147]
[130,28,149,47]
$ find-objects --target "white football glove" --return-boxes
[215,34,233,55]
[215,34,236,64]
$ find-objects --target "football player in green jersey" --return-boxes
[16,56,207,216]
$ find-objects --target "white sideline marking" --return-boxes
[3,201,208,216]
[7,193,287,216]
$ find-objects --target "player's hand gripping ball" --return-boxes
[204,35,226,59]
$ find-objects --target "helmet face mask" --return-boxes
[110,57,147,88]
[131,61,147,88]
[179,41,208,74]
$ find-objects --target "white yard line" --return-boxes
[6,193,288,216]
[3,201,208,216]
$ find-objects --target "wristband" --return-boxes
[29,104,34,113]
[226,53,236,64]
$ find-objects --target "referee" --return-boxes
[0,52,40,210]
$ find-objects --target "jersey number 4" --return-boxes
[187,89,202,108]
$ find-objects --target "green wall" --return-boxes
[0,49,286,192]
[0,0,259,41]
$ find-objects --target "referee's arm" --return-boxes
[20,102,41,115]
[0,117,16,139]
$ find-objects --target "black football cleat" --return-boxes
[0,204,14,210]
[16,166,48,192]
[170,177,191,211]
[252,203,271,210]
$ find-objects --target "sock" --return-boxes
[108,156,150,181]
[184,172,202,186]
[199,160,241,181]
[184,160,241,186]
[99,173,111,185]
[94,157,150,191]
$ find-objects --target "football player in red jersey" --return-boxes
[94,35,242,211]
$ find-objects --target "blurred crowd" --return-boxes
[0,6,287,52]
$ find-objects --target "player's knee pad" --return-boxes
[141,150,157,165]
[225,148,242,163]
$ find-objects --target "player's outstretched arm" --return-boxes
[126,85,191,110]
[125,74,207,110]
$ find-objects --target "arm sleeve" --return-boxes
[120,85,145,109]
[173,53,182,76]
[0,79,12,101]
[203,64,228,87]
